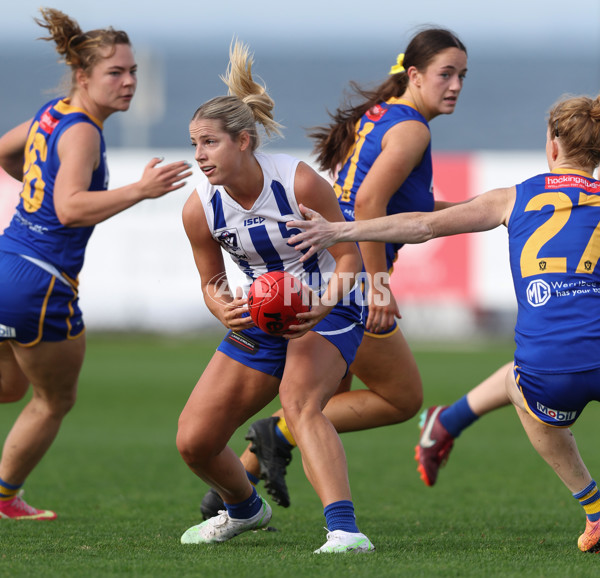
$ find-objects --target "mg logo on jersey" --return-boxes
[536,402,576,422]
[526,279,551,307]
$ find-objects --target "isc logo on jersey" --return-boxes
[244,217,265,227]
[526,279,551,307]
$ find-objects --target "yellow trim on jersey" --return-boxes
[333,182,346,203]
[387,97,419,111]
[551,167,596,179]
[55,98,104,130]
[338,121,376,200]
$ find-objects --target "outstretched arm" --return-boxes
[286,162,363,333]
[287,186,515,261]
[182,191,254,332]
[54,123,192,227]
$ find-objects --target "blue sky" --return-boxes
[6,0,600,54]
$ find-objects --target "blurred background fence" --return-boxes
[1,148,548,340]
[2,13,597,341]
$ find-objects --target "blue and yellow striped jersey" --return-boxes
[0,97,107,282]
[509,169,600,372]
[334,98,434,270]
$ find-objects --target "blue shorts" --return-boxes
[217,297,364,379]
[363,310,398,338]
[514,365,600,427]
[0,251,84,345]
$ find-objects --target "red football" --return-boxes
[247,271,311,335]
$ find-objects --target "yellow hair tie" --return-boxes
[389,53,405,75]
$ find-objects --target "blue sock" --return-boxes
[246,471,260,485]
[324,500,359,533]
[439,395,479,438]
[275,428,293,448]
[224,486,262,519]
[0,477,22,501]
[573,480,600,522]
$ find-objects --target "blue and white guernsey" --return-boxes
[196,153,337,295]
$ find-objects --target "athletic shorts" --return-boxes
[514,364,600,427]
[363,309,398,338]
[0,251,84,345]
[217,297,364,379]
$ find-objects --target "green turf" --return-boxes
[1,333,599,577]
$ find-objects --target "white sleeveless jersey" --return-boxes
[196,152,337,294]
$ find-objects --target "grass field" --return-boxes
[1,333,599,577]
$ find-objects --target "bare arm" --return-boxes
[434,199,459,210]
[182,191,253,331]
[353,120,430,330]
[0,120,32,181]
[54,123,193,227]
[353,121,429,274]
[288,186,515,261]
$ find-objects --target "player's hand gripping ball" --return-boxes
[247,271,311,335]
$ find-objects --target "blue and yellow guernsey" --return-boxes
[509,169,600,373]
[0,97,107,285]
[334,97,434,270]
